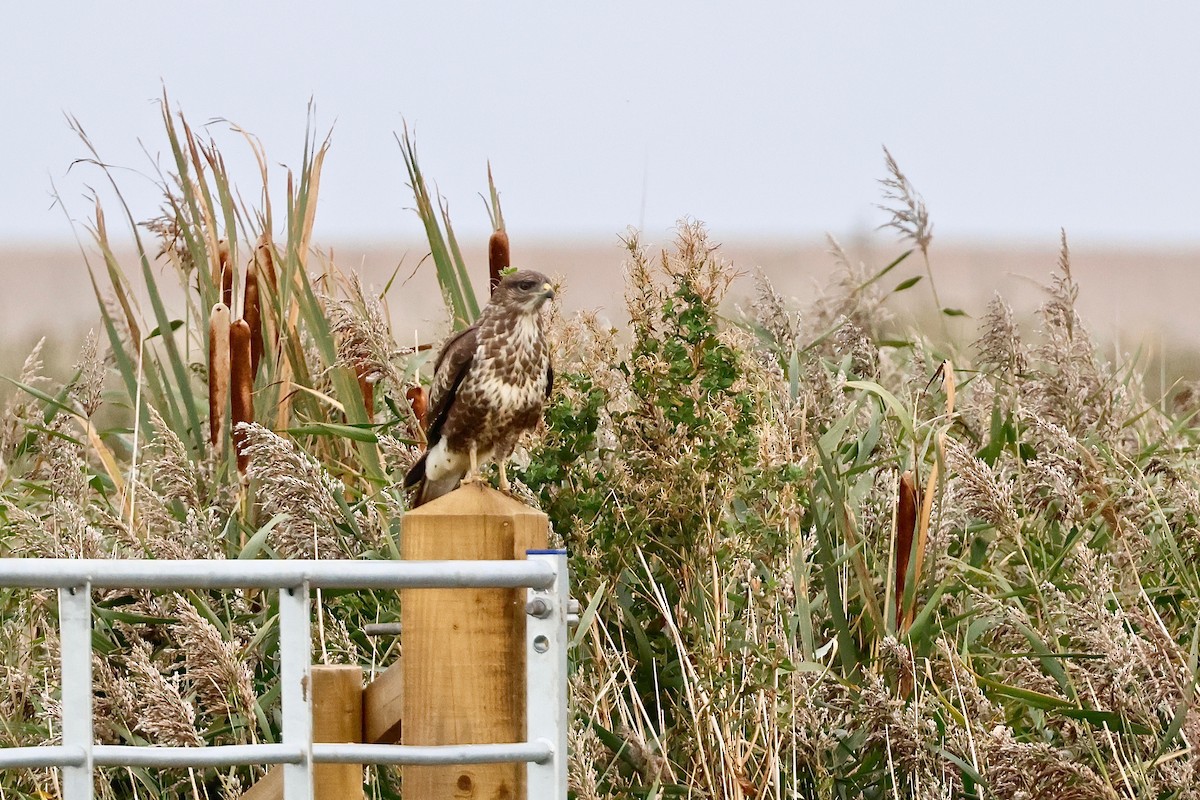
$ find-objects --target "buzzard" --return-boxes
[404,270,555,506]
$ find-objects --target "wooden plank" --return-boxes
[241,664,364,800]
[400,485,549,799]
[312,665,364,799]
[241,766,281,800]
[363,658,404,744]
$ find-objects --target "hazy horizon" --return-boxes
[4,235,1197,349]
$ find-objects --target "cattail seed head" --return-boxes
[208,303,231,447]
[217,239,233,309]
[895,469,920,627]
[488,229,509,295]
[254,232,278,296]
[243,262,263,378]
[230,319,254,474]
[407,385,428,431]
[357,368,374,420]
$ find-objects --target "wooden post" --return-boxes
[312,665,364,798]
[242,665,364,800]
[401,485,549,799]
[363,657,404,744]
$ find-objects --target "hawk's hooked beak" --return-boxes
[541,283,556,300]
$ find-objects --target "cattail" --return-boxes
[357,368,374,420]
[230,319,254,474]
[210,240,224,305]
[894,470,920,628]
[488,229,509,295]
[217,239,233,309]
[941,358,957,417]
[407,386,428,431]
[208,303,231,447]
[243,261,263,378]
[254,232,278,296]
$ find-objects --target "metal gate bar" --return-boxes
[0,553,570,800]
[59,584,92,798]
[0,558,557,589]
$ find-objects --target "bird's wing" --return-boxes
[546,362,554,399]
[425,324,478,446]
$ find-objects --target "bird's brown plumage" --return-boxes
[404,270,555,506]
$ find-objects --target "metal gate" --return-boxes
[0,553,569,799]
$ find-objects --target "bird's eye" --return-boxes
[517,280,536,291]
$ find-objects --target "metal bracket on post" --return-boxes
[278,582,313,800]
[524,550,569,798]
[59,584,94,800]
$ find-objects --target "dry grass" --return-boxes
[0,106,1198,800]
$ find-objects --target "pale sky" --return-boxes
[2,2,1198,246]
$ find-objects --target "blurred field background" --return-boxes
[5,236,1198,395]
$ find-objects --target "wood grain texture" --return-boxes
[401,485,548,799]
[363,657,404,744]
[241,665,365,800]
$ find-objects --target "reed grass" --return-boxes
[0,102,1198,800]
